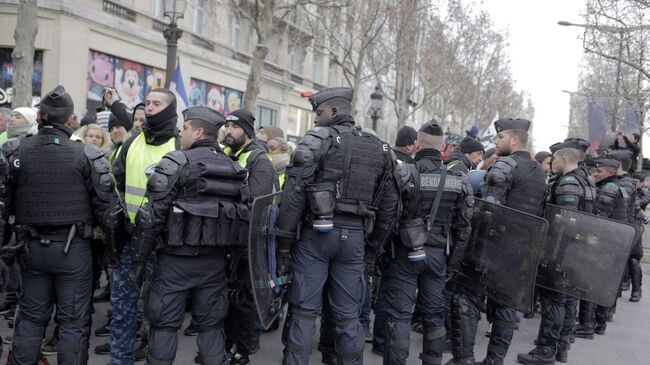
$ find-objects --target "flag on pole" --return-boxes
[480,112,499,150]
[169,60,189,120]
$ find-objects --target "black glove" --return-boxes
[128,261,145,291]
[277,249,291,279]
[364,248,376,276]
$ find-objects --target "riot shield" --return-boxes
[248,192,290,330]
[453,199,548,313]
[537,204,638,307]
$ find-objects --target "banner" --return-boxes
[189,77,243,114]
[587,98,608,154]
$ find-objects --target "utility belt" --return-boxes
[15,222,93,255]
[305,182,374,233]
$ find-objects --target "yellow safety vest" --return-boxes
[278,171,285,189]
[124,133,176,223]
[109,144,123,166]
[223,146,253,169]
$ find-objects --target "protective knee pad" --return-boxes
[383,316,411,364]
[449,295,477,361]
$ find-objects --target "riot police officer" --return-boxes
[277,87,399,365]
[383,121,473,365]
[574,158,629,339]
[128,106,250,364]
[447,118,546,365]
[517,139,596,364]
[1,85,114,364]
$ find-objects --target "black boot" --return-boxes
[595,323,606,335]
[630,258,642,302]
[555,340,568,363]
[573,323,594,339]
[517,346,556,365]
[478,352,505,365]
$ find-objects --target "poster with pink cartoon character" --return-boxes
[206,85,225,114]
[86,51,115,112]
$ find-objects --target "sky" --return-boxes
[479,0,587,153]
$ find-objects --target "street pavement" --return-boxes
[0,264,648,364]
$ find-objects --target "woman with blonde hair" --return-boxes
[76,123,111,151]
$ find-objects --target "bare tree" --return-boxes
[11,0,38,108]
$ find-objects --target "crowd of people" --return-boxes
[0,83,644,365]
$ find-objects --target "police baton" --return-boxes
[63,224,77,255]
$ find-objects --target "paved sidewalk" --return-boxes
[0,264,648,364]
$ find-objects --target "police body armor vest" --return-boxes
[165,147,251,248]
[315,124,389,218]
[408,159,463,248]
[14,134,93,226]
[618,175,637,223]
[504,154,547,216]
[574,170,597,214]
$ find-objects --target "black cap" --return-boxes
[419,119,444,136]
[549,140,584,154]
[183,106,226,129]
[308,87,353,111]
[80,114,96,127]
[494,118,531,133]
[459,138,484,154]
[40,85,74,124]
[534,151,552,163]
[226,109,256,138]
[563,137,590,152]
[595,159,620,169]
[395,126,417,147]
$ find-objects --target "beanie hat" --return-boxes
[459,138,484,154]
[39,85,74,124]
[395,126,417,147]
[226,109,255,138]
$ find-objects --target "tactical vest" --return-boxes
[574,170,597,214]
[408,159,464,248]
[125,133,176,223]
[504,154,547,216]
[14,134,93,226]
[165,147,250,248]
[315,125,389,218]
[598,181,629,222]
[618,175,637,223]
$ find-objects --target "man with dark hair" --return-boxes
[613,131,640,171]
[107,88,180,365]
[447,118,546,365]
[518,140,596,365]
[102,88,133,163]
[382,121,473,365]
[278,87,399,365]
[393,125,418,163]
[222,108,276,364]
[2,85,115,364]
[446,137,485,173]
[128,106,248,364]
[132,104,146,135]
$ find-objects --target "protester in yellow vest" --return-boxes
[267,136,291,189]
[105,88,178,363]
[222,108,276,364]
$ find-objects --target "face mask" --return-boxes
[7,123,34,138]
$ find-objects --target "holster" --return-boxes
[398,218,428,249]
[305,182,335,216]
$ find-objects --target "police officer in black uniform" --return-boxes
[1,85,114,365]
[383,122,473,365]
[574,158,629,339]
[517,139,596,364]
[277,87,399,365]
[128,106,250,365]
[446,118,547,365]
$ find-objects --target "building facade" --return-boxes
[0,0,351,141]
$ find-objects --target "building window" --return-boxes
[255,106,277,128]
[194,0,207,35]
[286,106,313,137]
[289,46,304,75]
[312,52,323,83]
[231,15,242,50]
[153,0,164,19]
[267,34,280,64]
[328,60,338,86]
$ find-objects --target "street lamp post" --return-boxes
[163,0,187,88]
[368,85,384,132]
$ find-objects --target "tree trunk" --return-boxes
[393,0,419,129]
[12,0,38,109]
[243,44,269,112]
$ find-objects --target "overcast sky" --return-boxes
[480,0,586,152]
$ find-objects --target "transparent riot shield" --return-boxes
[248,192,289,330]
[453,199,549,313]
[537,204,638,307]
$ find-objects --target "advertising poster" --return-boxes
[224,88,243,113]
[190,78,241,115]
[0,49,43,107]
